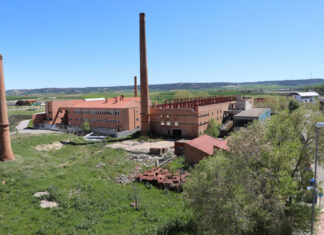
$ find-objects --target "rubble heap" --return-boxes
[137,167,189,191]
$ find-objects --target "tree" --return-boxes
[204,118,220,137]
[81,121,91,133]
[288,99,300,113]
[184,108,319,234]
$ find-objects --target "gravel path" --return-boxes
[16,120,30,131]
[13,119,55,135]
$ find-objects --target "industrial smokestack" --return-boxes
[134,76,138,97]
[139,13,150,136]
[0,55,15,161]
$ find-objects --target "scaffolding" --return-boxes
[152,96,237,112]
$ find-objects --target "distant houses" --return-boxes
[292,91,319,103]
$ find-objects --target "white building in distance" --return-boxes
[292,91,319,103]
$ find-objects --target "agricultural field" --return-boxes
[0,133,192,234]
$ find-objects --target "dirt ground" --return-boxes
[35,142,64,151]
[107,140,175,153]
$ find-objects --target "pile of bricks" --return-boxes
[137,168,189,191]
[149,147,168,155]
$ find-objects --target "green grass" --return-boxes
[0,134,192,234]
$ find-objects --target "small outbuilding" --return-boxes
[184,134,229,163]
[292,91,319,103]
[233,108,271,127]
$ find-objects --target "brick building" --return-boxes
[33,96,141,135]
[184,134,229,163]
[149,96,241,138]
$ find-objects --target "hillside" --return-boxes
[7,78,324,96]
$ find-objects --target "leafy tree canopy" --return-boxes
[81,121,91,133]
[204,118,220,138]
[185,108,320,234]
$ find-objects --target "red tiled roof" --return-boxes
[64,97,140,109]
[186,134,229,155]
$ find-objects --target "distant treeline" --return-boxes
[6,78,324,96]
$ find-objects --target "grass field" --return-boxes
[0,133,192,234]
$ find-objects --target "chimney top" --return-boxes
[0,55,2,60]
[140,13,145,17]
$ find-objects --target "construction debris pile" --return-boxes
[137,168,189,192]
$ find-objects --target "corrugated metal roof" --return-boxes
[186,134,229,155]
[292,91,319,97]
[234,108,270,118]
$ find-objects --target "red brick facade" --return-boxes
[150,101,235,138]
[34,97,141,132]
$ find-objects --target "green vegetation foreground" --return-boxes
[185,107,321,234]
[0,134,190,234]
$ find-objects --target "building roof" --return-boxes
[234,108,270,118]
[186,134,229,155]
[292,91,319,97]
[64,97,140,109]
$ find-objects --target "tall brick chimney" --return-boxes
[0,55,15,161]
[134,76,138,97]
[140,13,150,136]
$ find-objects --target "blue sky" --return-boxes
[1,0,324,89]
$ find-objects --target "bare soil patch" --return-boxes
[35,142,63,151]
[107,140,174,153]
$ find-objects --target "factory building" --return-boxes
[33,96,141,136]
[149,96,238,138]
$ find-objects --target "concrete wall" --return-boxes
[293,95,316,103]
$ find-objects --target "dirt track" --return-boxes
[107,140,174,153]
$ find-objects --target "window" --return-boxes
[160,115,163,118]
[115,110,120,115]
[48,111,52,114]
[167,121,171,126]
[166,115,170,119]
[136,118,139,121]
[90,110,97,114]
[82,110,88,114]
[174,122,178,126]
[161,121,165,126]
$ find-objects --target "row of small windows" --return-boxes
[73,109,120,115]
[74,118,120,123]
[161,121,178,126]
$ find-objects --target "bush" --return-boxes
[81,121,91,133]
[204,118,220,138]
[288,99,300,113]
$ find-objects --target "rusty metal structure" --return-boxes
[152,96,237,112]
[0,55,15,161]
[134,76,138,97]
[139,13,150,136]
[254,97,265,103]
[137,167,189,191]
